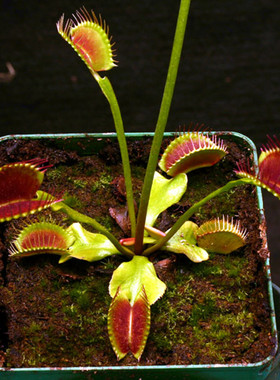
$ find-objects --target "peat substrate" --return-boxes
[0,135,276,367]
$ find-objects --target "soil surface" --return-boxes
[0,134,276,367]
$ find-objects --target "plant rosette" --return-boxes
[0,0,279,378]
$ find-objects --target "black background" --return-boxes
[0,0,279,285]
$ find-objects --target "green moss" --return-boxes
[236,289,248,301]
[96,215,114,231]
[100,258,116,270]
[151,278,194,351]
[91,173,113,193]
[191,305,255,351]
[24,321,41,334]
[40,278,48,288]
[69,287,91,311]
[224,255,248,277]
[191,257,224,278]
[150,332,173,352]
[46,166,64,182]
[63,303,79,317]
[149,253,260,364]
[50,279,61,291]
[17,271,113,367]
[69,178,87,189]
[189,293,217,327]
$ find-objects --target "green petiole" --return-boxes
[93,72,136,237]
[52,201,134,258]
[134,0,192,254]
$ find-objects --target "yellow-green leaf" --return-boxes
[109,256,166,306]
[63,222,120,262]
[145,171,187,227]
[163,221,209,263]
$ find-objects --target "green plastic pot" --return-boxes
[0,131,278,380]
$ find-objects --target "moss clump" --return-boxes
[189,291,217,326]
[63,192,84,209]
[46,166,65,182]
[96,215,114,231]
[3,255,117,367]
[69,178,88,189]
[148,245,266,364]
[91,173,113,193]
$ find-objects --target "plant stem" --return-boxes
[52,201,134,258]
[143,178,251,256]
[134,0,192,254]
[93,72,136,237]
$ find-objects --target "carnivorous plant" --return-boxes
[1,0,280,360]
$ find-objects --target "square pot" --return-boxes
[0,131,278,379]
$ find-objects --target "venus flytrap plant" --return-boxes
[195,216,248,254]
[0,159,60,222]
[158,132,228,176]
[236,135,280,199]
[1,143,253,361]
[9,222,74,258]
[2,0,280,363]
[57,7,136,237]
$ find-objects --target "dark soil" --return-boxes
[0,134,276,367]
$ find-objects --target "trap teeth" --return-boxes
[196,216,247,254]
[159,132,227,176]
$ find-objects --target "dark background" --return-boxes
[0,0,279,285]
